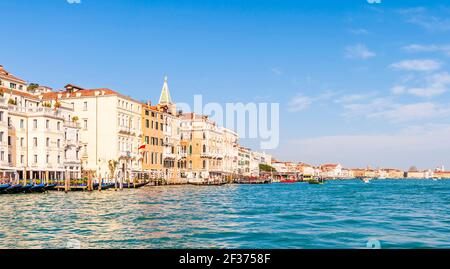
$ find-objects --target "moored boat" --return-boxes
[308,177,325,185]
[0,184,11,193]
[30,184,46,193]
[44,184,57,191]
[280,179,297,183]
[6,184,23,194]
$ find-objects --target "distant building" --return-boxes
[319,163,342,178]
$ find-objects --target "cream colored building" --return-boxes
[42,84,143,182]
[0,65,81,181]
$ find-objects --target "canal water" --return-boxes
[1,179,449,249]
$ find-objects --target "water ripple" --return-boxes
[1,180,450,248]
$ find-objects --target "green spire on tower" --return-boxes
[159,75,172,105]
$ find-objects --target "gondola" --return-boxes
[0,184,11,194]
[93,183,115,190]
[44,184,57,191]
[5,184,24,194]
[30,183,46,193]
[20,184,33,193]
[120,182,149,189]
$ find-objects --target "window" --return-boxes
[203,144,206,153]
[33,119,38,129]
[7,136,11,146]
[160,123,163,131]
[57,121,61,131]
[20,155,24,164]
[203,160,206,169]
[10,83,16,89]
[20,119,24,129]
[34,155,38,164]
[0,151,3,161]
[83,102,88,110]
[46,120,50,129]
[8,154,11,164]
[84,119,88,130]
[146,119,149,128]
[46,137,50,147]
[46,155,49,164]
[145,136,149,144]
[33,137,38,147]
[20,137,24,147]
[0,132,3,142]
[57,155,60,164]
[0,111,2,122]
[57,139,60,148]
[145,110,149,116]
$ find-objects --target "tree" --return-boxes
[259,164,276,172]
[409,166,418,172]
[27,83,39,92]
[108,160,118,179]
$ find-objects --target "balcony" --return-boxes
[200,152,213,158]
[64,121,80,128]
[163,152,176,159]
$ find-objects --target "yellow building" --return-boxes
[180,113,224,180]
[141,103,164,178]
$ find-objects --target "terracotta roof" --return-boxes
[0,86,39,100]
[0,65,27,84]
[321,163,339,167]
[41,85,142,104]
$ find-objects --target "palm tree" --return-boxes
[108,160,119,190]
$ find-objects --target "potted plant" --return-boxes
[72,116,79,122]
[8,98,16,105]
[54,101,61,108]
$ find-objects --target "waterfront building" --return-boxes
[156,77,183,183]
[180,112,224,180]
[271,161,297,173]
[434,170,450,179]
[296,163,317,176]
[42,84,143,182]
[141,102,165,179]
[340,168,354,179]
[237,147,251,176]
[319,163,342,178]
[0,65,81,181]
[381,168,404,179]
[221,127,239,177]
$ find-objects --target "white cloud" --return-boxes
[345,44,376,59]
[343,97,450,122]
[283,124,450,169]
[348,28,369,35]
[403,44,450,57]
[368,102,450,122]
[390,59,442,72]
[288,95,313,112]
[288,91,337,112]
[334,92,377,103]
[391,72,450,98]
[399,7,450,32]
[271,67,283,76]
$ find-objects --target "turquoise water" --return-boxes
[1,179,450,249]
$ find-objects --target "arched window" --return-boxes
[203,144,206,153]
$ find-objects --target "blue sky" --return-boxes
[2,0,450,169]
